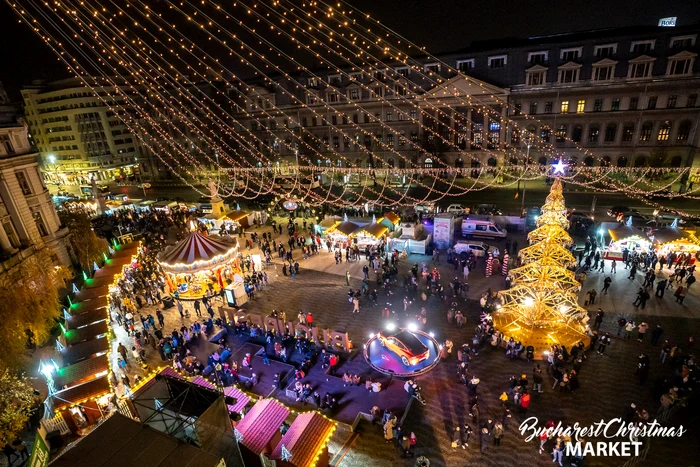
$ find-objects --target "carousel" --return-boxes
[157,231,241,300]
[650,226,700,264]
[606,220,651,260]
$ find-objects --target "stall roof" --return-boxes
[53,355,109,390]
[329,221,359,236]
[158,232,238,273]
[383,211,401,225]
[270,413,336,467]
[74,285,111,302]
[67,298,109,316]
[319,218,340,229]
[153,200,177,208]
[236,398,290,454]
[62,336,109,366]
[353,222,389,238]
[225,210,249,222]
[64,320,109,346]
[650,227,698,245]
[50,375,110,411]
[224,386,250,414]
[50,413,222,467]
[609,225,648,243]
[82,276,116,289]
[65,307,108,330]
[103,256,135,269]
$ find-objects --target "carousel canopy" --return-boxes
[330,221,360,236]
[650,227,698,245]
[157,232,238,274]
[609,225,648,243]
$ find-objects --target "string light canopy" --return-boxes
[493,178,589,357]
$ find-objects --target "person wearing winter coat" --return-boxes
[492,422,504,446]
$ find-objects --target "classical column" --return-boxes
[0,222,14,252]
[500,105,508,148]
[482,112,489,150]
[466,107,472,148]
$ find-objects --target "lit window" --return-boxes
[488,55,507,69]
[457,60,474,72]
[588,125,600,143]
[639,122,653,141]
[556,125,567,142]
[561,101,569,113]
[622,124,635,142]
[576,100,585,113]
[657,121,672,141]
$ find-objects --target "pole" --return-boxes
[520,143,530,214]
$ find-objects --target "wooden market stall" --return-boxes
[651,227,700,264]
[350,222,389,248]
[605,224,651,260]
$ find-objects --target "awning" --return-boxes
[352,222,389,238]
[609,225,649,243]
[328,221,359,236]
[650,227,697,245]
[224,210,249,222]
[236,399,290,455]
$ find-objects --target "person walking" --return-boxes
[651,325,664,345]
[193,299,202,317]
[601,276,612,294]
[352,297,360,314]
[593,309,605,329]
[597,333,611,355]
[637,322,649,342]
[492,422,504,446]
[674,285,687,304]
[611,260,617,274]
[480,428,490,453]
[656,279,667,298]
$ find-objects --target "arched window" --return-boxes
[538,156,548,166]
[374,158,384,169]
[634,156,647,167]
[677,120,692,141]
[604,123,617,142]
[455,157,464,168]
[540,127,551,143]
[471,159,481,168]
[572,125,583,143]
[670,156,682,167]
[602,156,611,167]
[640,122,653,142]
[617,156,628,167]
[424,158,433,169]
[584,156,595,166]
[387,158,395,168]
[556,124,567,142]
[588,124,600,143]
[657,121,672,141]
[487,157,497,167]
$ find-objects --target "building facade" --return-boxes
[0,117,70,274]
[228,24,700,173]
[22,78,140,186]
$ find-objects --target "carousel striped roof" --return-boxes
[158,232,238,272]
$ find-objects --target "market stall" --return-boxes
[157,231,241,300]
[326,220,360,247]
[350,222,389,248]
[380,211,401,232]
[605,224,651,260]
[650,227,700,263]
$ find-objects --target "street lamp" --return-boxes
[47,154,59,187]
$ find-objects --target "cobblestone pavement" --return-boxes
[110,225,700,467]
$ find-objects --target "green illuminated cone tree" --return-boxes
[493,179,590,357]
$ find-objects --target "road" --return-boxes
[57,178,700,221]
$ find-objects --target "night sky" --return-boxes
[0,0,698,100]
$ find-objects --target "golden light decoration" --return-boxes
[493,179,589,357]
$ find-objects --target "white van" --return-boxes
[461,218,507,239]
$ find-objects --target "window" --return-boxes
[387,134,394,147]
[639,122,653,141]
[556,125,567,142]
[16,171,32,195]
[348,88,360,100]
[629,60,653,79]
[647,96,657,109]
[558,67,580,83]
[386,112,392,122]
[410,131,418,142]
[2,219,20,248]
[677,121,692,141]
[423,157,433,169]
[399,132,406,146]
[312,117,318,126]
[629,97,638,110]
[588,125,600,143]
[671,35,697,49]
[595,44,617,58]
[622,124,635,142]
[395,67,410,77]
[328,74,341,85]
[456,59,474,72]
[424,63,440,74]
[528,51,548,64]
[667,95,677,109]
[576,100,586,113]
[0,135,14,154]
[331,116,337,126]
[364,114,370,124]
[688,94,698,107]
[593,99,603,112]
[667,56,694,76]
[374,113,381,122]
[372,86,383,98]
[657,121,671,141]
[544,102,553,114]
[541,127,551,143]
[611,98,620,111]
[342,115,348,125]
[572,125,583,142]
[488,55,507,68]
[526,69,546,86]
[560,101,569,113]
[560,48,582,61]
[630,40,654,54]
[604,123,618,142]
[593,64,614,81]
[343,137,350,149]
[410,109,417,120]
[529,103,538,115]
[353,114,358,124]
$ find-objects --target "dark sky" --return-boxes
[1,0,698,100]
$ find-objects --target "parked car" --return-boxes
[461,219,507,239]
[376,330,430,367]
[414,204,437,214]
[445,204,468,215]
[607,206,640,218]
[568,211,592,221]
[453,241,500,258]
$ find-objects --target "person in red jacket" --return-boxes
[520,392,531,415]
[306,312,313,327]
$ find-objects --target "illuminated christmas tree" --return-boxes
[493,178,590,357]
